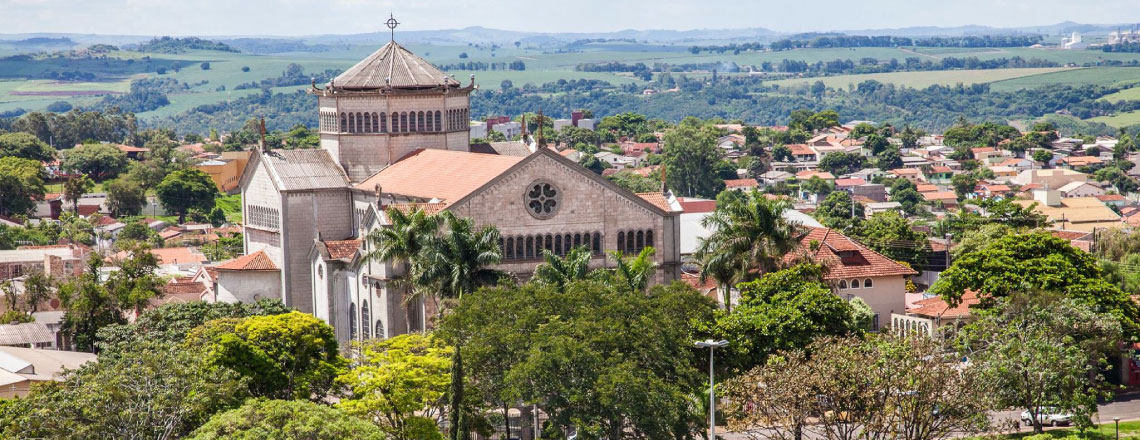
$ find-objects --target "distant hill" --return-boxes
[130,36,238,54]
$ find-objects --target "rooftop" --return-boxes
[331,41,461,90]
[355,149,523,205]
[215,250,278,271]
[785,227,918,280]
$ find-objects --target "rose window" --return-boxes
[525,180,560,219]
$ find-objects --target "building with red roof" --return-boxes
[785,227,917,330]
[211,250,281,303]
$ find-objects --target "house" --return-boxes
[916,184,939,193]
[1013,190,1121,232]
[996,157,1037,172]
[852,184,888,202]
[0,322,55,348]
[1058,181,1106,198]
[724,178,759,192]
[795,170,835,181]
[834,178,867,191]
[926,166,953,184]
[892,291,981,339]
[0,346,96,398]
[976,183,1012,199]
[759,170,793,187]
[0,245,88,281]
[987,166,1019,180]
[900,156,930,169]
[787,144,818,162]
[116,144,150,160]
[890,168,924,183]
[1096,194,1128,208]
[866,201,903,216]
[786,227,918,330]
[1011,169,1087,189]
[195,150,252,194]
[211,250,281,304]
[970,147,1004,163]
[922,191,959,209]
[593,151,642,169]
[1060,155,1104,170]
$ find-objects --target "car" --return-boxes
[1020,408,1073,427]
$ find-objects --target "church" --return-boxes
[233,29,683,343]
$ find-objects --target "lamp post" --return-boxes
[1114,416,1120,440]
[695,339,729,440]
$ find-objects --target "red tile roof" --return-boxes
[834,178,866,187]
[118,144,150,153]
[970,147,996,154]
[922,191,958,202]
[635,192,678,212]
[356,149,523,205]
[149,247,207,265]
[1096,194,1126,202]
[916,184,939,193]
[787,144,815,156]
[724,178,758,188]
[930,166,953,173]
[163,281,208,296]
[891,168,919,176]
[785,227,918,280]
[677,198,717,213]
[215,250,277,271]
[796,170,835,180]
[909,290,980,319]
[324,239,362,260]
[76,205,101,216]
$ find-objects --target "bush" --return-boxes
[241,66,250,72]
[156,67,167,74]
[200,62,210,70]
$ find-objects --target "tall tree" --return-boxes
[609,246,658,293]
[0,156,46,216]
[662,117,725,198]
[364,207,442,308]
[0,132,55,162]
[156,168,219,223]
[104,177,147,217]
[189,398,387,440]
[63,175,94,214]
[957,292,1122,433]
[696,190,800,303]
[533,246,596,292]
[61,143,128,179]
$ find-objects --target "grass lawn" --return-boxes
[1097,85,1140,102]
[990,420,1140,439]
[988,67,1140,92]
[214,194,243,223]
[766,67,1074,91]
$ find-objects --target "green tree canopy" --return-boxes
[706,264,862,373]
[96,297,288,357]
[156,168,220,223]
[194,311,346,401]
[663,117,725,198]
[816,190,864,231]
[931,232,1140,337]
[854,211,929,268]
[337,333,451,440]
[439,280,716,439]
[0,156,46,216]
[189,398,387,440]
[61,143,129,179]
[818,152,866,176]
[104,177,148,217]
[0,132,55,162]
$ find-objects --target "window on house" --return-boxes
[864,278,873,288]
[851,279,860,289]
[361,301,371,339]
[872,313,880,331]
[839,280,848,289]
[349,303,357,340]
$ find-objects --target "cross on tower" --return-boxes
[386,13,400,42]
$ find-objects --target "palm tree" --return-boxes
[533,246,595,291]
[610,246,658,293]
[363,207,441,315]
[695,190,800,309]
[416,211,505,304]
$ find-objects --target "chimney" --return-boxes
[374,184,384,209]
[258,118,267,152]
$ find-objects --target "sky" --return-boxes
[2,0,1140,36]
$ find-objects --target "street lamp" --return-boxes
[695,339,729,440]
[1114,417,1120,440]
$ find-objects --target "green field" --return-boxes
[766,67,1075,90]
[989,67,1140,91]
[1089,110,1140,127]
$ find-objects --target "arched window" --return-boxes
[626,231,635,253]
[646,230,654,249]
[391,113,398,133]
[373,113,379,131]
[400,112,408,132]
[380,112,387,132]
[635,231,645,251]
[418,111,426,132]
[347,113,355,133]
[864,278,873,288]
[349,303,357,340]
[515,236,524,259]
[838,280,848,289]
[356,113,363,132]
[592,232,601,254]
[554,234,562,256]
[505,237,514,259]
[525,236,534,259]
[617,232,625,253]
[375,321,384,340]
[572,233,581,249]
[361,300,371,339]
[364,113,372,133]
[435,111,442,131]
[851,279,861,289]
[340,113,346,132]
[544,234,552,253]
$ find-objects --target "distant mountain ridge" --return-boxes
[3,21,1140,49]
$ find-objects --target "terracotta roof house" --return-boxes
[786,227,917,330]
[1014,191,1121,232]
[211,250,281,304]
[795,170,835,181]
[893,291,982,339]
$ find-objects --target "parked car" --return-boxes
[1020,408,1072,427]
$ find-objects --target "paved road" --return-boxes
[719,394,1140,440]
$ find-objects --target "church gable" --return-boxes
[449,148,669,227]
